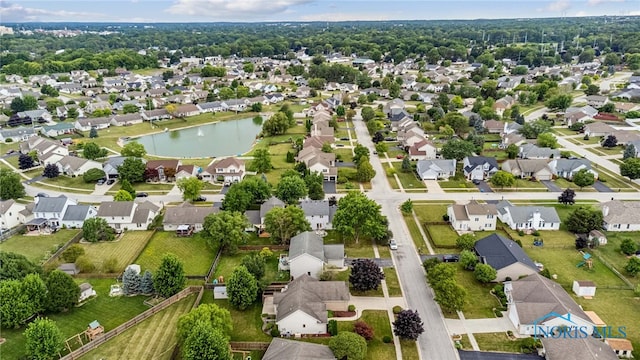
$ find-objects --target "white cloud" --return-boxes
[0,2,100,21]
[165,0,313,19]
[300,12,394,21]
[587,0,624,5]
[546,0,571,12]
[574,10,588,16]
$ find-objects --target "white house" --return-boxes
[572,280,596,298]
[273,275,349,335]
[60,205,97,229]
[600,200,640,231]
[0,127,37,143]
[550,159,598,180]
[299,200,337,230]
[495,200,561,231]
[96,201,160,231]
[408,138,437,160]
[447,200,498,231]
[287,231,344,279]
[0,200,26,230]
[203,157,245,183]
[415,159,457,180]
[33,195,77,228]
[463,156,499,181]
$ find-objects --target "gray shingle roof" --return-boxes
[464,156,499,172]
[263,338,336,360]
[323,244,344,262]
[34,195,69,214]
[503,205,560,224]
[164,203,218,225]
[244,210,261,225]
[600,200,640,225]
[62,205,94,221]
[553,159,592,173]
[474,234,538,271]
[260,197,285,218]
[289,231,324,261]
[519,143,560,159]
[273,275,349,323]
[542,337,617,360]
[300,200,330,217]
[97,201,134,217]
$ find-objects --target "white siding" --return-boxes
[289,253,324,279]
[277,310,326,335]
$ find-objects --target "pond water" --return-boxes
[134,117,262,158]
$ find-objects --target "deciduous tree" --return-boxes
[120,142,147,157]
[252,148,272,173]
[203,211,248,253]
[441,139,475,160]
[573,169,595,189]
[456,234,476,251]
[264,206,311,245]
[177,303,232,342]
[177,177,204,202]
[45,270,80,313]
[433,279,467,313]
[333,191,387,244]
[460,250,478,270]
[353,321,374,341]
[82,168,106,183]
[356,156,376,182]
[625,257,640,277]
[558,188,576,206]
[227,265,258,310]
[181,321,231,360]
[275,175,307,204]
[0,280,32,328]
[329,332,367,360]
[24,318,64,360]
[393,309,425,341]
[43,164,60,179]
[536,133,558,149]
[18,153,35,170]
[305,171,325,200]
[82,217,114,242]
[83,142,107,160]
[566,207,603,234]
[117,157,146,183]
[620,238,638,256]
[241,253,266,280]
[620,158,640,180]
[154,253,186,298]
[113,189,133,201]
[349,259,385,292]
[0,169,26,200]
[474,263,497,283]
[602,135,618,148]
[490,170,516,189]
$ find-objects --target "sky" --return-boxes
[0,0,637,23]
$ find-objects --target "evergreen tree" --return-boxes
[89,127,98,138]
[122,267,141,295]
[623,144,636,160]
[140,270,154,294]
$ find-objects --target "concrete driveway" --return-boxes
[445,316,516,335]
[541,180,561,192]
[593,181,613,192]
[323,181,337,194]
[475,180,493,193]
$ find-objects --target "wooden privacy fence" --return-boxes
[44,231,84,266]
[59,286,203,360]
[230,342,270,351]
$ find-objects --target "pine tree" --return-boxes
[623,144,636,160]
[89,127,98,138]
[122,267,141,295]
[140,270,154,294]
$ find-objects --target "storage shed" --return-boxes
[572,280,596,298]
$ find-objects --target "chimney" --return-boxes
[602,205,609,217]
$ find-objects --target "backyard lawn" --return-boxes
[413,204,449,223]
[593,231,640,287]
[209,299,271,341]
[0,278,149,359]
[80,231,153,273]
[135,231,217,276]
[213,251,289,284]
[425,225,459,248]
[334,148,354,163]
[0,229,81,263]
[80,293,196,360]
[323,231,376,259]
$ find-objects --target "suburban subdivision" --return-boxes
[1,10,640,360]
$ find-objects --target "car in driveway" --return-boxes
[106,179,115,185]
[442,254,459,263]
[472,179,481,185]
[136,192,148,197]
[97,179,105,185]
[389,239,398,250]
[194,196,207,202]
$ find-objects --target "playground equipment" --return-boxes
[576,253,593,269]
[533,238,544,247]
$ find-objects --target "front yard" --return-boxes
[391,162,426,190]
[39,176,96,191]
[0,229,81,263]
[135,231,218,276]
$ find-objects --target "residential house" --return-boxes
[415,159,457,180]
[175,165,197,180]
[60,205,97,229]
[273,275,349,335]
[0,200,26,230]
[203,157,245,183]
[495,200,561,231]
[17,110,53,123]
[504,273,596,337]
[75,117,112,132]
[103,156,145,179]
[584,122,615,138]
[614,102,640,114]
[300,200,337,230]
[56,156,102,177]
[263,338,336,360]
[565,111,592,126]
[447,200,498,231]
[197,101,225,113]
[0,127,37,142]
[519,144,560,160]
[33,195,77,228]
[23,137,69,159]
[287,231,345,279]
[111,113,144,126]
[600,200,640,231]
[85,101,112,114]
[493,95,516,116]
[174,104,201,117]
[40,123,75,138]
[96,201,160,231]
[408,138,437,160]
[146,159,181,182]
[605,339,634,359]
[474,234,539,282]
[307,155,338,183]
[141,109,172,121]
[484,120,505,134]
[609,130,640,146]
[586,95,609,108]
[501,159,554,181]
[550,159,598,180]
[163,202,218,233]
[463,156,499,181]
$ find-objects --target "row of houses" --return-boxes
[447,200,561,232]
[297,106,340,182]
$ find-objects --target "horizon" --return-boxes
[0,0,638,23]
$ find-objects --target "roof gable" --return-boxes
[474,234,538,271]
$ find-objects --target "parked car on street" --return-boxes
[388,239,398,250]
[194,196,207,202]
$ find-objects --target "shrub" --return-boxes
[515,240,522,247]
[382,335,392,343]
[392,305,403,314]
[5,138,13,143]
[328,320,338,336]
[348,304,356,312]
[319,271,336,281]
[540,268,551,278]
[442,214,450,222]
[494,309,504,317]
[517,230,525,236]
[102,257,119,273]
[532,230,540,236]
[75,256,96,273]
[270,327,280,337]
[61,244,85,263]
[354,321,374,341]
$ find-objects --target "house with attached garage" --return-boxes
[40,123,76,138]
[163,202,218,233]
[145,159,181,182]
[495,200,561,231]
[244,197,285,230]
[584,122,615,138]
[447,200,498,231]
[141,109,172,121]
[17,110,53,123]
[286,231,344,279]
[96,201,160,231]
[0,200,27,230]
[102,156,145,179]
[33,195,77,228]
[501,159,554,181]
[111,113,144,126]
[0,126,37,142]
[202,157,245,183]
[408,138,437,160]
[60,205,97,229]
[415,159,456,180]
[262,338,336,360]
[300,200,337,230]
[463,156,499,181]
[75,117,112,132]
[474,234,539,282]
[55,156,103,177]
[600,200,640,231]
[175,165,197,180]
[549,158,598,180]
[519,143,560,160]
[273,275,349,335]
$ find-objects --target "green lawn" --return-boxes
[400,340,420,360]
[554,178,595,191]
[455,269,502,319]
[334,268,383,297]
[323,231,376,259]
[246,141,298,186]
[593,231,640,287]
[403,214,434,255]
[426,225,459,248]
[439,179,477,189]
[80,231,153,273]
[135,231,217,276]
[391,162,426,189]
[209,299,271,341]
[334,148,354,163]
[384,267,403,297]
[213,251,289,284]
[474,332,538,353]
[130,182,175,191]
[80,293,197,360]
[597,169,639,190]
[339,310,397,360]
[413,205,449,223]
[40,176,96,191]
[0,229,81,263]
[0,278,149,359]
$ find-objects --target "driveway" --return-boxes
[593,181,613,193]
[345,258,395,268]
[220,185,230,194]
[458,350,543,360]
[23,175,44,185]
[445,316,516,335]
[541,180,561,192]
[323,181,337,194]
[475,180,493,193]
[336,161,355,168]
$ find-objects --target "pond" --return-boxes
[134,117,263,158]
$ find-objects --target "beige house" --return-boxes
[600,200,640,231]
[447,200,498,231]
[96,201,160,231]
[474,234,539,282]
[203,157,245,183]
[502,159,553,181]
[408,138,437,160]
[163,202,218,233]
